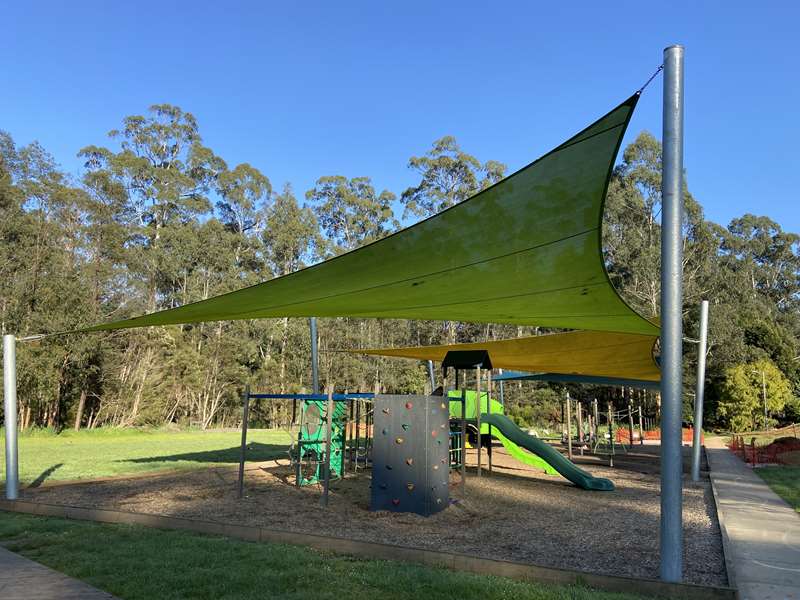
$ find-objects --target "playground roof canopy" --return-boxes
[355,331,660,383]
[492,370,660,390]
[82,94,658,335]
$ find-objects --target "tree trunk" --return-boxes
[74,389,87,431]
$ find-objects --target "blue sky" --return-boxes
[2,1,798,232]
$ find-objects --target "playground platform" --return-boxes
[706,437,800,600]
[0,545,117,599]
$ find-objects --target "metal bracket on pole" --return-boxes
[660,44,685,583]
[3,334,19,500]
[691,300,709,481]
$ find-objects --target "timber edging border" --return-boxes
[0,499,736,600]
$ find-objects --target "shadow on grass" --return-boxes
[27,463,64,488]
[121,443,288,465]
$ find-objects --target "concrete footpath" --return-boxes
[706,437,800,600]
[0,545,118,599]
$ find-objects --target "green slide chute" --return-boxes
[493,428,559,476]
[448,390,613,491]
[482,413,614,491]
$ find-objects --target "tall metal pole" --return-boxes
[761,371,768,430]
[691,300,709,481]
[475,366,482,478]
[3,335,19,500]
[309,317,320,394]
[427,360,436,394]
[237,384,250,499]
[487,371,492,474]
[660,43,685,583]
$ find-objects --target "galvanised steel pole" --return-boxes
[660,44,685,583]
[427,360,436,394]
[691,300,709,482]
[309,317,320,394]
[3,334,19,500]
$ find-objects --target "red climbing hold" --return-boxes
[405,401,413,410]
[392,499,400,506]
[431,430,438,437]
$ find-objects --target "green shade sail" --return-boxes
[84,94,658,335]
[355,331,660,382]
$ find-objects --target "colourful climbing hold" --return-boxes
[386,464,393,470]
[406,483,415,491]
[440,402,446,409]
[440,423,446,429]
[406,458,414,466]
[405,401,413,410]
[379,483,388,489]
[395,437,404,444]
[382,428,388,435]
[401,423,410,431]
[382,407,391,415]
[433,465,439,470]
[392,499,400,506]
[436,498,442,504]
[431,430,438,437]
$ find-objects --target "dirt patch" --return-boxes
[23,443,726,586]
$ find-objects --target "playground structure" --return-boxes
[235,347,626,514]
[3,47,697,583]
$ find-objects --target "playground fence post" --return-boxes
[638,406,644,445]
[577,400,584,456]
[566,392,573,460]
[691,299,709,481]
[628,401,635,449]
[237,384,251,499]
[607,401,614,468]
[321,387,334,506]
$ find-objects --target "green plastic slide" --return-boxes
[481,413,614,491]
[492,428,559,476]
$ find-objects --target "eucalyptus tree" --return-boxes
[400,135,506,220]
[305,175,397,253]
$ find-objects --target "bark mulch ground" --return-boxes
[23,442,727,586]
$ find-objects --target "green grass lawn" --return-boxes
[0,511,649,600]
[756,466,800,512]
[0,427,291,485]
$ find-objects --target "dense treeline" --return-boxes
[1,105,798,432]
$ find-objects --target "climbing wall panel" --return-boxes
[371,395,450,516]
